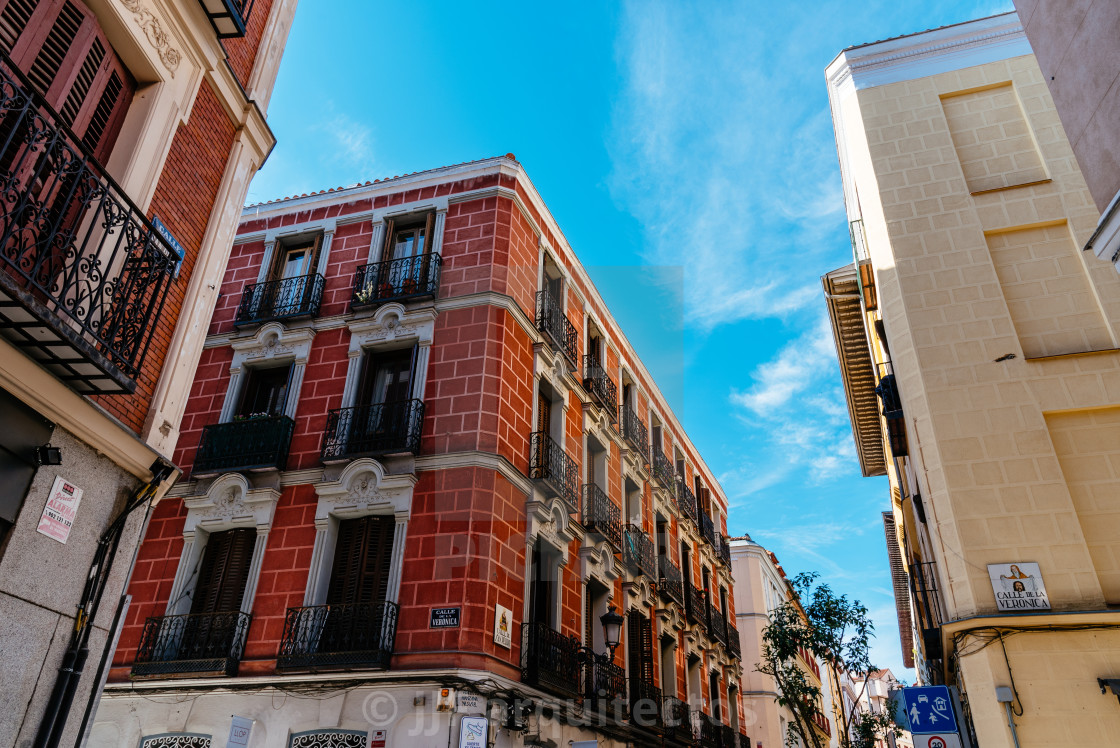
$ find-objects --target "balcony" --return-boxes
[651,451,676,494]
[622,524,656,578]
[131,611,251,678]
[699,511,716,547]
[0,53,177,395]
[662,697,693,745]
[727,621,741,660]
[582,655,626,707]
[685,581,706,626]
[709,602,727,645]
[619,407,649,456]
[739,733,752,748]
[630,681,662,727]
[193,415,294,475]
[812,711,832,737]
[234,274,325,327]
[321,400,425,461]
[521,621,582,699]
[198,0,256,37]
[529,431,579,513]
[277,601,398,671]
[658,556,684,607]
[697,711,720,748]
[582,355,618,417]
[536,290,577,364]
[719,724,737,748]
[719,535,732,566]
[351,253,442,310]
[581,483,621,551]
[677,480,698,524]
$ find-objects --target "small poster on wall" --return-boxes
[987,562,1050,612]
[493,604,512,649]
[36,476,83,544]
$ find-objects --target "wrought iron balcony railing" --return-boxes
[619,407,649,456]
[739,731,752,748]
[677,480,698,524]
[651,451,676,494]
[663,697,693,744]
[685,581,706,626]
[697,711,720,748]
[719,535,732,566]
[700,511,716,547]
[521,621,582,699]
[351,253,442,310]
[582,355,618,417]
[193,415,295,475]
[582,654,626,706]
[727,621,741,660]
[709,601,727,645]
[622,524,656,578]
[321,400,425,461]
[536,290,577,364]
[581,483,621,551]
[199,0,257,38]
[719,724,737,748]
[658,555,684,607]
[131,611,251,677]
[0,52,178,395]
[234,273,325,326]
[277,601,398,671]
[529,431,579,514]
[629,680,662,726]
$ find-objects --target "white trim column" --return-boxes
[240,528,270,614]
[412,344,432,400]
[340,350,364,408]
[304,518,333,606]
[256,240,276,284]
[430,210,447,255]
[315,229,335,278]
[164,535,199,616]
[219,367,243,423]
[285,357,309,419]
[387,514,409,604]
[366,221,386,264]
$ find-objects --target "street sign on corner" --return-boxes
[899,686,959,735]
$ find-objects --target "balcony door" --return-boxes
[237,365,291,419]
[192,528,255,616]
[350,347,414,452]
[380,214,433,294]
[627,608,656,704]
[321,515,395,653]
[529,539,557,629]
[266,235,321,316]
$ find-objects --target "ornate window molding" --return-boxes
[220,322,316,422]
[303,458,417,606]
[579,537,621,589]
[138,734,212,748]
[165,472,280,615]
[526,495,577,567]
[340,303,438,408]
[288,730,368,748]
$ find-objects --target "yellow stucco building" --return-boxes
[824,12,1120,748]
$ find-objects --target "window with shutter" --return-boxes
[0,0,135,162]
[191,528,255,615]
[326,515,395,606]
[528,539,555,628]
[627,608,655,690]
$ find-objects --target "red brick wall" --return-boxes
[222,0,276,86]
[93,81,236,433]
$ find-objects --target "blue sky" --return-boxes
[249,0,1016,680]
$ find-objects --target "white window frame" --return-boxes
[219,322,316,422]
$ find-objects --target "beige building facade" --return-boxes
[1012,0,1120,274]
[825,12,1120,748]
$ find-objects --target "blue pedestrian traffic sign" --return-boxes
[899,686,959,734]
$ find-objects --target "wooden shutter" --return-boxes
[379,218,396,263]
[1,0,134,162]
[627,609,656,686]
[326,515,395,606]
[191,528,255,614]
[537,391,551,435]
[584,582,593,647]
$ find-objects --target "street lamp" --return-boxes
[600,605,624,660]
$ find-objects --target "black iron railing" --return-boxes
[663,697,693,744]
[529,431,579,513]
[200,0,257,38]
[677,480,698,524]
[620,407,648,456]
[719,724,737,748]
[719,536,732,566]
[622,524,656,578]
[521,621,582,699]
[321,400,425,460]
[630,681,662,726]
[582,655,626,706]
[876,371,908,456]
[700,511,716,547]
[582,355,618,417]
[132,611,251,677]
[351,253,442,310]
[697,711,720,748]
[652,451,676,493]
[234,273,325,326]
[277,601,398,670]
[581,483,621,550]
[0,52,177,395]
[709,601,727,645]
[536,290,577,364]
[685,581,706,626]
[739,731,752,748]
[193,415,295,475]
[727,621,741,660]
[911,559,946,660]
[658,556,684,606]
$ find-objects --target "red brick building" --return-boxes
[98,156,750,748]
[0,2,295,746]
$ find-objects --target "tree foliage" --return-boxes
[757,572,901,748]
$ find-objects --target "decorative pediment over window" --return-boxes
[526,495,576,565]
[534,345,572,401]
[182,472,280,535]
[348,303,437,352]
[656,601,685,633]
[624,576,654,609]
[583,406,617,450]
[313,458,417,521]
[230,321,316,365]
[580,537,621,587]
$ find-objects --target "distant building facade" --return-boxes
[1013,1,1120,272]
[94,156,751,747]
[0,1,293,746]
[825,11,1120,747]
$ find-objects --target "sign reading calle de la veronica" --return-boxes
[987,562,1050,612]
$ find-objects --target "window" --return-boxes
[191,528,255,615]
[236,365,291,419]
[584,579,609,651]
[327,515,395,608]
[660,635,677,699]
[529,539,559,628]
[651,419,662,455]
[378,213,435,294]
[624,477,641,524]
[710,670,722,721]
[627,608,656,700]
